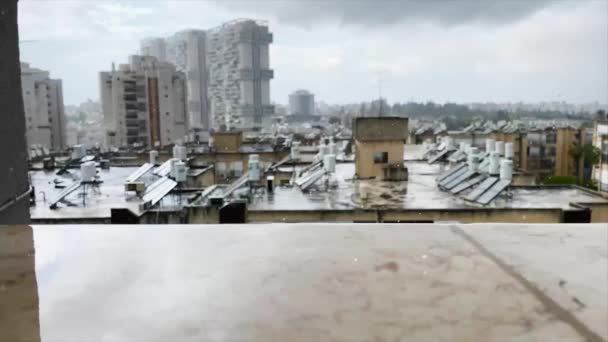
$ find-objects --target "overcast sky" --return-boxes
[18,0,608,106]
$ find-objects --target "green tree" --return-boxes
[569,143,601,181]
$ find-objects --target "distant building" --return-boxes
[207,19,274,130]
[592,120,608,192]
[354,117,409,180]
[141,20,274,131]
[20,62,66,151]
[100,55,188,148]
[140,38,167,63]
[143,31,209,131]
[289,90,315,116]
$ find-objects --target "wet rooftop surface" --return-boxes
[0,224,606,341]
[251,162,608,211]
[29,167,189,220]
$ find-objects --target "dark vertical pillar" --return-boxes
[0,0,30,224]
[0,226,40,341]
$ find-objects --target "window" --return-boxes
[374,152,388,164]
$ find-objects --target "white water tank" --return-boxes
[495,141,505,156]
[489,152,500,175]
[468,151,480,172]
[500,159,513,181]
[80,161,96,182]
[464,143,472,154]
[319,144,329,158]
[485,139,495,153]
[291,142,300,160]
[72,145,86,160]
[329,142,338,155]
[323,154,336,173]
[149,150,158,165]
[173,161,188,182]
[505,142,514,159]
[173,145,187,160]
[248,154,260,182]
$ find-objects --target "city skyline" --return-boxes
[19,0,608,106]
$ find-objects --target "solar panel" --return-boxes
[49,182,82,209]
[437,163,466,182]
[447,151,466,163]
[125,163,154,183]
[464,177,498,202]
[443,170,475,190]
[438,167,469,187]
[297,168,326,191]
[427,149,449,164]
[154,159,175,177]
[476,180,511,205]
[223,172,250,197]
[450,175,486,194]
[142,177,177,206]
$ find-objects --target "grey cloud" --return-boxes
[216,0,561,27]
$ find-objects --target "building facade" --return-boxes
[354,117,408,179]
[140,19,274,132]
[100,55,188,148]
[143,30,210,131]
[289,90,315,117]
[592,120,608,192]
[20,63,66,151]
[207,19,274,130]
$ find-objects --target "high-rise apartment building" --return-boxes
[20,62,66,151]
[140,19,274,131]
[142,30,210,131]
[289,90,315,116]
[100,55,188,148]
[207,19,274,130]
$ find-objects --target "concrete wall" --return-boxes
[246,208,564,224]
[354,117,408,142]
[0,0,30,223]
[213,132,242,152]
[355,141,404,179]
[555,128,581,177]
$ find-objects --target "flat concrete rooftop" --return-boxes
[250,161,608,212]
[0,224,606,341]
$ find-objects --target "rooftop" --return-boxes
[250,161,608,212]
[1,224,606,341]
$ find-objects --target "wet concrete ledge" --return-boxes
[0,223,606,341]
